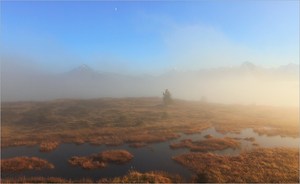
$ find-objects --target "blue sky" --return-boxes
[1,1,299,73]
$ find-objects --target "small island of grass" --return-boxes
[68,150,133,169]
[170,137,240,152]
[1,157,54,173]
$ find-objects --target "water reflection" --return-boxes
[1,142,192,180]
[178,127,299,155]
[1,127,299,180]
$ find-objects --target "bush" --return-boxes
[163,89,173,106]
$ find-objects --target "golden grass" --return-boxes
[173,148,299,183]
[99,150,134,163]
[68,156,106,169]
[98,170,183,183]
[1,176,93,183]
[1,157,54,172]
[170,137,240,152]
[39,141,59,152]
[68,150,133,169]
[1,98,298,150]
[1,171,182,183]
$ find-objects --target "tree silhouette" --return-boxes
[163,89,173,106]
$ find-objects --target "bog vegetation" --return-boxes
[1,170,182,183]
[2,98,298,150]
[1,97,299,183]
[1,157,54,173]
[68,150,133,169]
[173,148,299,183]
[170,137,240,152]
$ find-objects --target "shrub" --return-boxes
[163,89,173,106]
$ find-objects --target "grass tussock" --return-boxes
[173,148,299,183]
[68,150,133,169]
[1,157,54,172]
[39,141,59,152]
[98,170,183,183]
[170,137,240,152]
[204,134,213,139]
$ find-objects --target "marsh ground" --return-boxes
[173,148,299,183]
[1,97,299,182]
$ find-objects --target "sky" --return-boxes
[1,1,299,74]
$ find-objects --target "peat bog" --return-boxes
[1,98,299,183]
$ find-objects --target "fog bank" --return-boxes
[1,60,299,107]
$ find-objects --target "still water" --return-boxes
[1,127,299,180]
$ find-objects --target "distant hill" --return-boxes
[277,63,299,74]
[1,62,299,107]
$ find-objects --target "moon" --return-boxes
[115,7,118,12]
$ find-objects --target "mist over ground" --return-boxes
[1,58,298,107]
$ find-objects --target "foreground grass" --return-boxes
[99,170,183,183]
[1,170,182,183]
[173,148,299,183]
[170,137,240,152]
[68,150,133,169]
[1,98,298,150]
[1,157,54,173]
[1,177,93,183]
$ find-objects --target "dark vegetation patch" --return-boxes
[170,137,240,152]
[173,148,299,183]
[1,157,54,173]
[252,142,259,147]
[68,150,133,169]
[204,134,213,139]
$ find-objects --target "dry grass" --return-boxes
[173,148,299,183]
[98,170,183,183]
[170,137,240,152]
[68,150,133,169]
[68,156,106,170]
[1,176,93,183]
[1,98,298,150]
[1,171,182,183]
[1,157,54,172]
[1,98,298,183]
[99,150,134,163]
[39,141,59,152]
